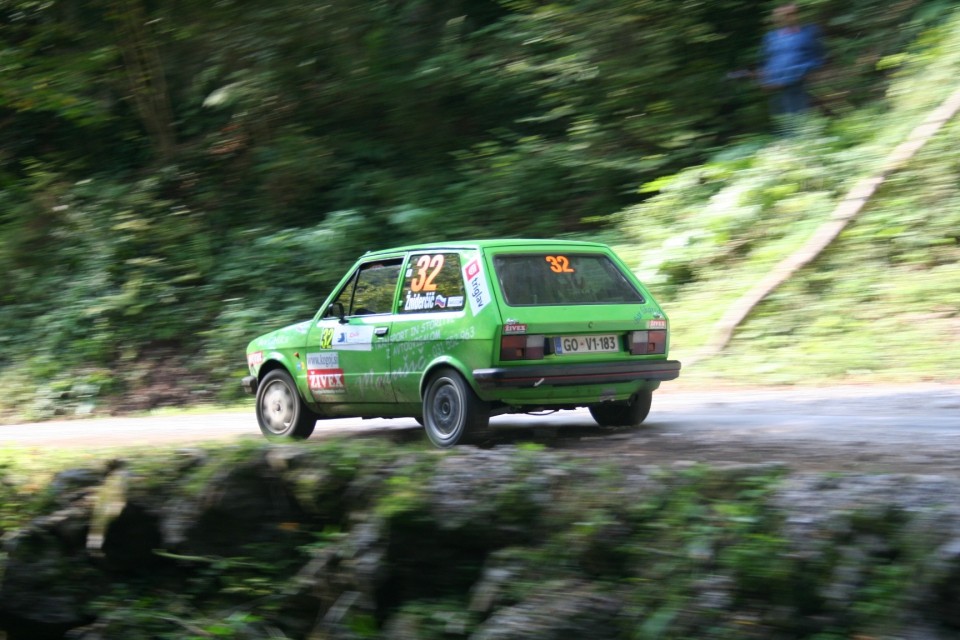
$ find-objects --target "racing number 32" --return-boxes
[545,255,575,273]
[410,254,445,292]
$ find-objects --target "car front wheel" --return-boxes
[256,369,317,439]
[589,389,653,428]
[422,369,489,448]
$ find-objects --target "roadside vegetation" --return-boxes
[1,0,957,423]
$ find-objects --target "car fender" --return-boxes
[257,351,297,383]
[419,355,482,400]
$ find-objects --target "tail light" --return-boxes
[629,330,666,355]
[500,334,546,361]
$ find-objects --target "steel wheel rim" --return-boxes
[261,379,296,435]
[429,379,462,439]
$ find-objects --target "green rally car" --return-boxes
[242,239,681,447]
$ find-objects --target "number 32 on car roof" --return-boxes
[545,255,575,273]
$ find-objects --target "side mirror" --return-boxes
[323,302,346,322]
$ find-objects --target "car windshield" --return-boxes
[493,253,645,306]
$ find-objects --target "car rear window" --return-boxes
[493,253,645,306]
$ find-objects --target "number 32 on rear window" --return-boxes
[545,255,575,273]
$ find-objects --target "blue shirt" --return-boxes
[761,25,824,87]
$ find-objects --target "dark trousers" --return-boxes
[770,82,809,116]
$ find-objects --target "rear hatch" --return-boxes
[486,248,669,364]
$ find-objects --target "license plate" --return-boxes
[553,334,620,354]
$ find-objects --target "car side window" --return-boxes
[330,259,403,317]
[400,252,466,313]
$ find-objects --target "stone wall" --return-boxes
[1,441,959,639]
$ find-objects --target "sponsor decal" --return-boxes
[634,306,660,324]
[247,351,264,367]
[435,293,447,309]
[320,327,335,349]
[647,319,667,330]
[333,325,374,351]
[292,321,310,334]
[307,352,339,368]
[463,257,491,316]
[503,323,528,334]
[308,368,346,394]
[448,295,464,308]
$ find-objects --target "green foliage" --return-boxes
[1,0,959,416]
[614,9,960,384]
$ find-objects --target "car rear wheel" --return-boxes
[256,369,317,439]
[422,369,489,448]
[589,389,653,427]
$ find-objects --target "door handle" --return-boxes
[374,326,389,337]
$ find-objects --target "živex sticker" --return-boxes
[306,352,345,395]
[308,369,346,394]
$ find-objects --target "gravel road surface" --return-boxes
[3,383,958,473]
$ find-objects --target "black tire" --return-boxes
[589,389,653,428]
[255,369,317,439]
[422,369,489,448]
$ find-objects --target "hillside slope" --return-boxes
[613,11,960,385]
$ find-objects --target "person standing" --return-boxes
[760,3,824,117]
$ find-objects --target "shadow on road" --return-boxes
[326,416,636,450]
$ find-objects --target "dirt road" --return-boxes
[3,384,958,474]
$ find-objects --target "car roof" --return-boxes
[362,238,610,257]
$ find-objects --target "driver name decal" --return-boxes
[404,290,449,311]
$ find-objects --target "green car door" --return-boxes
[388,248,503,405]
[305,257,403,406]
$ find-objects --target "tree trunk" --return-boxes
[110,0,176,161]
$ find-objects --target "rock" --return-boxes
[0,518,101,638]
[468,548,532,614]
[86,467,130,553]
[426,448,557,546]
[161,454,304,555]
[307,590,368,640]
[48,468,104,508]
[929,537,960,627]
[471,580,623,640]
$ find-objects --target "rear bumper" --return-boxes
[241,375,258,396]
[473,359,681,389]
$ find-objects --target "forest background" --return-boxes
[1,0,958,422]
